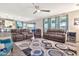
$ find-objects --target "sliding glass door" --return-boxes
[23,22,27,29]
[43,18,50,32]
[16,21,23,29]
[50,17,59,29]
[50,17,56,29]
[59,15,68,31]
[43,15,68,32]
[27,23,36,30]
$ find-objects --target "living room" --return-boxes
[0,3,79,56]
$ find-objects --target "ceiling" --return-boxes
[0,3,79,21]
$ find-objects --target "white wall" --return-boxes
[68,10,79,42]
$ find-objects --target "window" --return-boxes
[5,19,16,29]
[51,17,56,29]
[23,22,27,29]
[43,15,68,32]
[16,21,23,29]
[59,15,68,31]
[55,17,59,29]
[43,18,50,32]
[0,19,4,28]
[4,19,16,32]
[27,23,35,30]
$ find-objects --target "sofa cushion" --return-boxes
[57,33,65,36]
[22,32,28,35]
[43,29,66,43]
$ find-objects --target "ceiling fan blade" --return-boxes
[33,10,37,14]
[40,10,50,12]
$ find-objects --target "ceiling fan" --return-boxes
[32,3,50,14]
